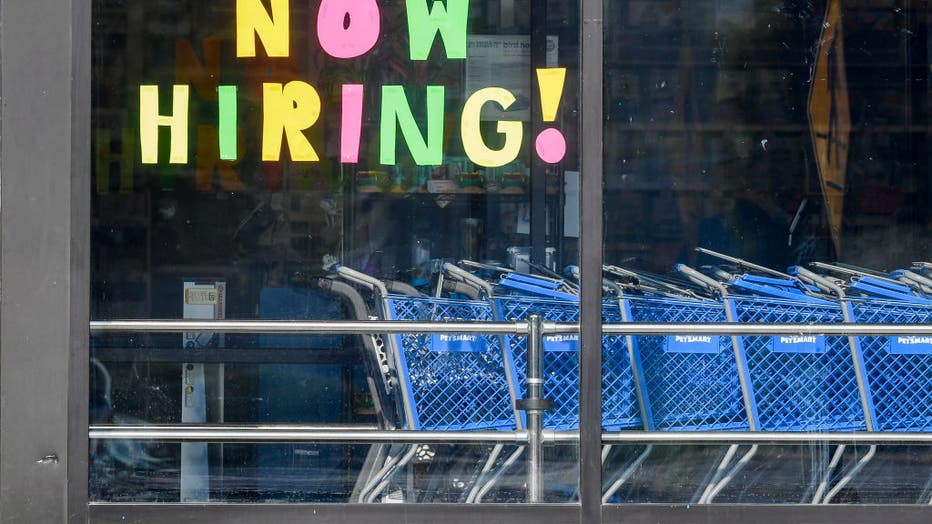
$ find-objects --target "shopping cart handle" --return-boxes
[892,269,932,295]
[442,262,494,298]
[674,264,728,296]
[332,264,389,297]
[789,266,845,298]
[497,276,579,301]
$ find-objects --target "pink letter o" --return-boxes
[317,0,380,59]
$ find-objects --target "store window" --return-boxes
[87,0,931,511]
[602,0,930,504]
[90,0,580,503]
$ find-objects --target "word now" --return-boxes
[237,0,468,61]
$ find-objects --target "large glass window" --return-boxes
[602,0,931,504]
[91,0,580,503]
[87,0,931,511]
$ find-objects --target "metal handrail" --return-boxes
[603,432,932,444]
[88,425,932,444]
[90,319,932,336]
[90,319,530,334]
[89,317,932,503]
[89,426,546,444]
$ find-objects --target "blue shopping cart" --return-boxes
[682,249,876,503]
[594,264,760,504]
[725,278,869,433]
[808,262,932,432]
[443,262,651,502]
[688,250,873,433]
[813,262,932,503]
[618,286,756,432]
[333,265,522,503]
[445,262,644,432]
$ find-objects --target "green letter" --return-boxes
[404,0,469,60]
[218,86,238,160]
[380,86,444,165]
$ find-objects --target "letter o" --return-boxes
[317,0,380,59]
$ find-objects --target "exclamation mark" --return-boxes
[535,68,567,164]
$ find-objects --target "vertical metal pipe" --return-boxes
[530,0,548,266]
[526,314,544,503]
[579,0,604,519]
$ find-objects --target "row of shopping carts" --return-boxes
[328,249,932,503]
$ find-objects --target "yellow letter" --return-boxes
[461,88,522,167]
[237,0,290,57]
[262,81,321,161]
[140,85,189,164]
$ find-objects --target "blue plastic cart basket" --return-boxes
[849,298,932,431]
[727,291,868,431]
[494,294,642,431]
[385,294,520,431]
[620,293,754,431]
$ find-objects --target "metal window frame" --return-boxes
[2,0,931,523]
[578,0,604,521]
[1,1,90,524]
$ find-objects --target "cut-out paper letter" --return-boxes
[96,128,135,193]
[196,126,245,191]
[536,68,567,121]
[237,0,290,57]
[535,127,566,164]
[176,38,221,100]
[461,88,523,167]
[405,0,469,60]
[341,84,364,163]
[140,85,190,164]
[380,85,444,165]
[262,81,321,162]
[218,86,238,160]
[317,0,380,59]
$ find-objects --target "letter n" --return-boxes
[237,0,290,57]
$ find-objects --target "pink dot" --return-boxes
[535,128,566,164]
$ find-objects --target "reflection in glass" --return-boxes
[602,0,930,504]
[91,0,580,503]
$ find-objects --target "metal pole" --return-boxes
[529,0,548,267]
[522,314,549,502]
[579,0,604,518]
[88,426,547,444]
[90,319,932,337]
[600,432,932,444]
[88,425,932,445]
[89,319,529,335]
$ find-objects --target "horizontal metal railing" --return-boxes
[90,317,932,504]
[90,319,530,335]
[91,319,932,336]
[90,318,932,445]
[88,425,546,444]
[88,425,932,445]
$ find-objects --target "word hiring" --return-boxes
[139,0,567,168]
